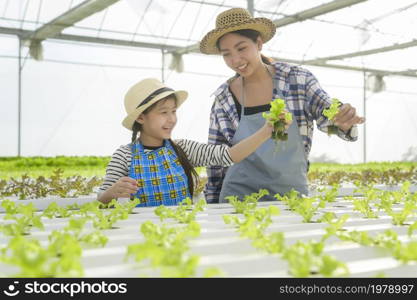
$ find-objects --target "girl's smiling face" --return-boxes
[218,32,263,77]
[136,96,177,146]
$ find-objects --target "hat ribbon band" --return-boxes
[137,87,174,108]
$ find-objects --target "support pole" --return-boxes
[363,71,367,163]
[161,49,165,83]
[247,0,254,15]
[18,37,22,157]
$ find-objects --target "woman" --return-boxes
[199,8,364,203]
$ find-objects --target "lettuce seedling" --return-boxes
[203,267,225,278]
[83,199,134,230]
[408,221,417,237]
[388,201,416,226]
[92,208,127,230]
[323,98,342,135]
[351,196,378,219]
[294,196,326,223]
[126,221,202,277]
[263,98,292,141]
[323,98,342,120]
[223,206,279,240]
[282,240,348,277]
[154,198,206,224]
[78,231,108,248]
[252,232,285,254]
[319,255,350,277]
[321,214,349,242]
[42,202,73,218]
[318,184,340,203]
[1,199,19,215]
[0,234,83,277]
[274,189,300,210]
[1,202,44,236]
[336,229,374,246]
[226,189,269,214]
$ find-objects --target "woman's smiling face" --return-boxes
[218,32,263,77]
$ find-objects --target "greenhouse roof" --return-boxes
[1,0,417,77]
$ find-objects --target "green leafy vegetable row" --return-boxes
[0,169,102,199]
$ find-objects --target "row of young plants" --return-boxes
[0,169,210,200]
[0,156,110,180]
[1,182,416,277]
[1,167,415,201]
[0,169,102,199]
[274,181,417,226]
[222,184,417,277]
[223,189,350,277]
[0,156,109,169]
[1,157,415,200]
[308,167,417,186]
[343,181,417,226]
[0,198,140,276]
[125,198,223,277]
[0,196,222,277]
[3,156,415,173]
[279,184,417,265]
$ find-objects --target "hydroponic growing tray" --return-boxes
[1,184,416,277]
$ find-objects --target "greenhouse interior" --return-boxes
[1,0,417,282]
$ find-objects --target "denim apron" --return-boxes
[219,74,309,202]
[129,140,191,207]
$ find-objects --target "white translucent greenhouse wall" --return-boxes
[308,71,417,163]
[0,35,416,162]
[0,35,18,156]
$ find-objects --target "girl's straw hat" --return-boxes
[122,78,188,130]
[200,7,276,55]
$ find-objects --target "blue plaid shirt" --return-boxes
[204,61,358,203]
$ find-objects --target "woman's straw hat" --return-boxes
[200,7,276,54]
[122,78,188,130]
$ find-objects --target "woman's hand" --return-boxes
[108,177,138,198]
[280,109,293,131]
[262,115,274,137]
[333,103,365,132]
[263,109,292,134]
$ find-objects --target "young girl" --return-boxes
[199,8,365,203]
[97,78,289,207]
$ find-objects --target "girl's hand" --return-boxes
[109,176,138,198]
[333,103,365,132]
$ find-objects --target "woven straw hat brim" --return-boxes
[122,90,188,131]
[200,18,276,54]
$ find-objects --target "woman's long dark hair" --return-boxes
[216,29,273,65]
[131,98,199,197]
